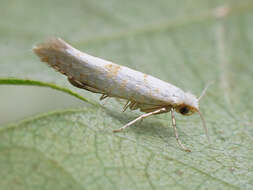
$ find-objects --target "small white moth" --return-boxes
[33,38,210,152]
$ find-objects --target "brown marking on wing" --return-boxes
[33,38,68,58]
[105,63,121,78]
[35,44,69,77]
[143,74,148,84]
[121,79,128,89]
[154,88,160,93]
[33,38,73,76]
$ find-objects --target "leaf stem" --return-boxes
[0,78,98,106]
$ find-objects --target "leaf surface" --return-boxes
[0,0,253,189]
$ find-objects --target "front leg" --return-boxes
[113,107,167,133]
[171,108,191,152]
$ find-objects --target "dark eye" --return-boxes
[179,106,189,115]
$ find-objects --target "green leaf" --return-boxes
[1,0,253,189]
[0,78,97,106]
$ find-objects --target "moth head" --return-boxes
[175,84,212,143]
[175,92,199,116]
[175,82,212,116]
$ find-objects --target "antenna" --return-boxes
[198,81,213,101]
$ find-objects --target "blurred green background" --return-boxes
[0,0,253,189]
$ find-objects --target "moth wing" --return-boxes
[69,77,168,113]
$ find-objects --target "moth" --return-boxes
[33,38,210,152]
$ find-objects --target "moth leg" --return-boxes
[170,108,191,152]
[113,107,167,133]
[100,94,109,101]
[122,100,131,112]
[129,101,138,110]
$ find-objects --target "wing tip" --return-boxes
[33,37,69,63]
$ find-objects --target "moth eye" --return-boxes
[179,106,189,115]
